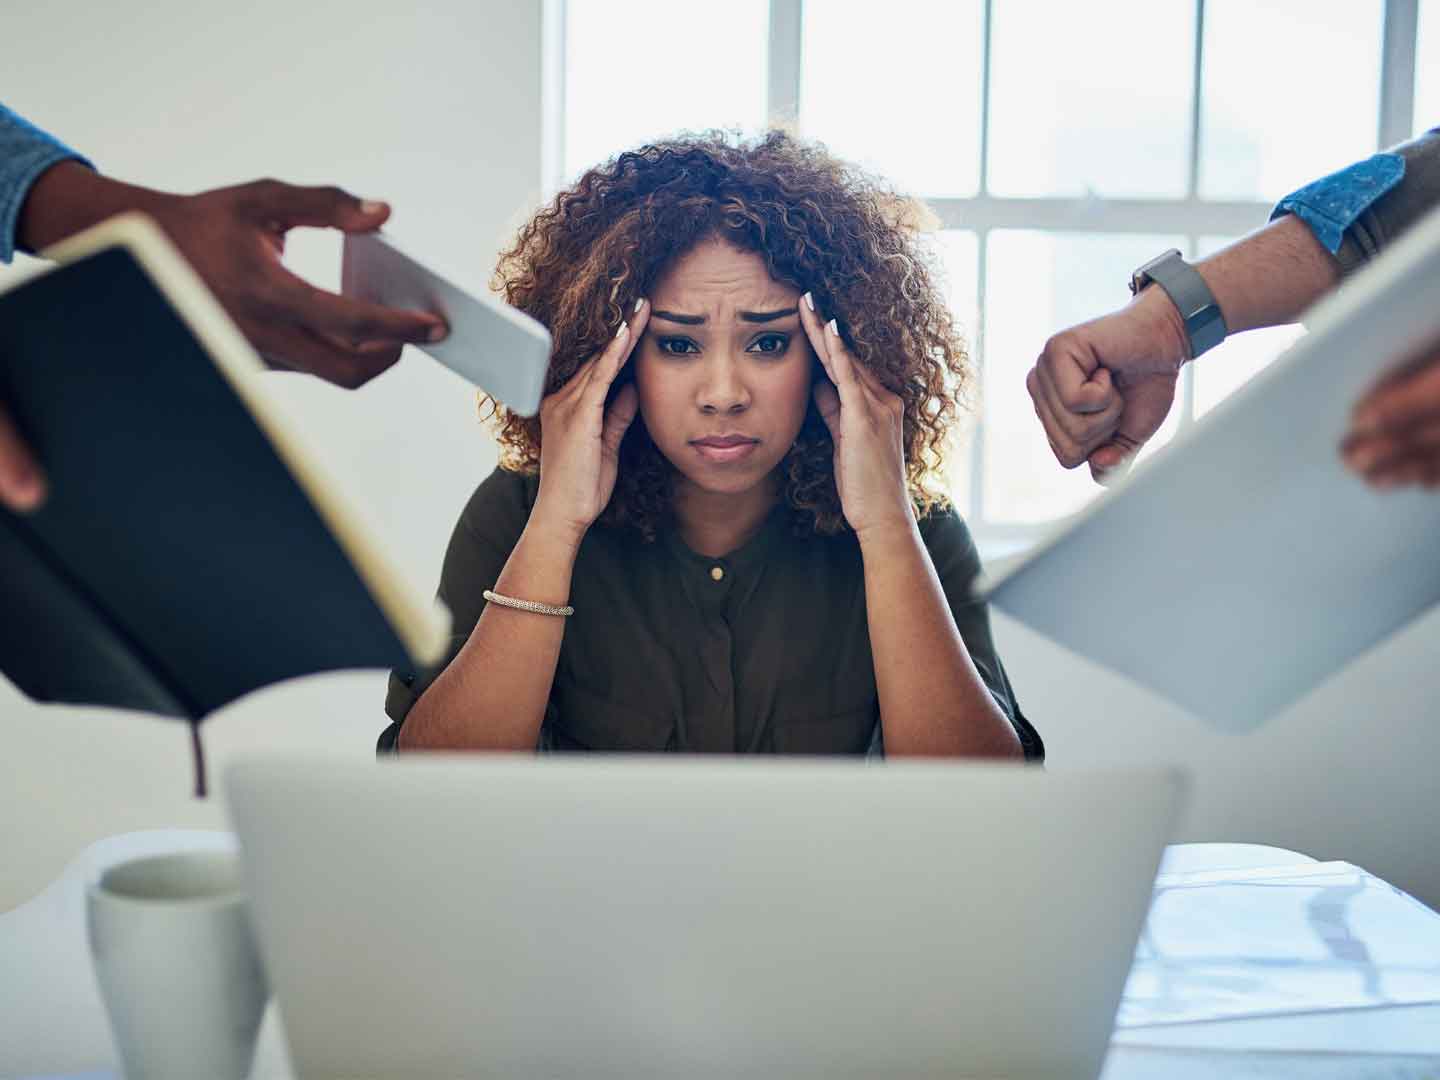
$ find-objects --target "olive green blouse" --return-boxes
[381,467,1041,760]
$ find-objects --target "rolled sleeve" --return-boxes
[1270,153,1406,255]
[1271,128,1440,278]
[0,105,93,264]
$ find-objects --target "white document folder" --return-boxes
[980,203,1440,730]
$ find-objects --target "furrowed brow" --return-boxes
[651,310,705,325]
[739,308,799,323]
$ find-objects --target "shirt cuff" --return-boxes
[1269,153,1406,254]
[1,144,94,264]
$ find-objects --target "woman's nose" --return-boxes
[697,357,751,414]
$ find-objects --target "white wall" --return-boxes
[0,0,533,909]
[3,1,1438,917]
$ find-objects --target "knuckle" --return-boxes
[249,177,283,202]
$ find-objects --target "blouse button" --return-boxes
[710,566,725,582]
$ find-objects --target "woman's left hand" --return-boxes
[800,292,914,539]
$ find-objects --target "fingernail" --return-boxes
[616,322,629,339]
[634,297,645,313]
[359,200,387,215]
[4,468,45,513]
[803,292,815,312]
[826,318,839,337]
[428,322,448,343]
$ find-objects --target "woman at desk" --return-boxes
[382,131,1040,760]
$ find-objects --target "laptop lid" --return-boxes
[979,203,1440,731]
[226,756,1185,1080]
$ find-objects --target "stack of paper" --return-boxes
[1117,861,1440,1029]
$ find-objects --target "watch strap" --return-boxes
[1132,249,1228,359]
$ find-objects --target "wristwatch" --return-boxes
[1129,248,1228,359]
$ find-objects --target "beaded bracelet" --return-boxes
[482,588,574,617]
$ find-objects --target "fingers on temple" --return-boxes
[812,380,841,436]
[0,403,45,512]
[241,179,389,231]
[600,383,640,454]
[259,273,446,345]
[581,299,648,399]
[798,293,839,386]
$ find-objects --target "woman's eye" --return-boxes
[747,333,790,356]
[657,337,699,356]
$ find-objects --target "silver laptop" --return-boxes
[226,756,1185,1080]
[981,202,1440,730]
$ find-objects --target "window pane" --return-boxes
[1200,0,1382,200]
[564,0,768,179]
[988,0,1193,198]
[1418,0,1440,137]
[936,231,980,514]
[983,231,1184,525]
[1191,236,1306,416]
[801,0,982,196]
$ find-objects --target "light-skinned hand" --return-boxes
[1025,285,1190,484]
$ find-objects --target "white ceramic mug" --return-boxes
[86,850,269,1080]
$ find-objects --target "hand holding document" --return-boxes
[983,204,1440,729]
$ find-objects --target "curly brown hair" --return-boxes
[485,129,971,540]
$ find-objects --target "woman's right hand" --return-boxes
[531,299,650,544]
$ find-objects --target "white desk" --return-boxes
[3,832,1438,1080]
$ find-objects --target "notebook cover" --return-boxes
[0,221,447,720]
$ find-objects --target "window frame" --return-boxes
[548,0,1423,553]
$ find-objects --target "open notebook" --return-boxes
[0,213,451,792]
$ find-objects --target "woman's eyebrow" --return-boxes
[650,308,799,325]
[651,310,705,325]
[739,308,799,323]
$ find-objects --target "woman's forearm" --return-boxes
[858,522,1022,759]
[398,519,582,751]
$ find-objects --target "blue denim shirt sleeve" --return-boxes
[1269,153,1407,254]
[0,103,93,264]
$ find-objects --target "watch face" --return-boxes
[1130,249,1182,297]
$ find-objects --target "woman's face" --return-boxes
[634,239,815,499]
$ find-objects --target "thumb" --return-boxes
[0,403,46,512]
[1088,442,1134,485]
[244,180,391,232]
[812,380,841,439]
[601,384,639,454]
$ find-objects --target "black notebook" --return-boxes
[0,214,450,788]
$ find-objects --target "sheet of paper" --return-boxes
[1102,1046,1440,1080]
[1117,862,1440,1029]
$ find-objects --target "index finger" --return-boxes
[265,271,448,345]
[593,298,651,392]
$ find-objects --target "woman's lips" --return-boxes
[690,437,760,463]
